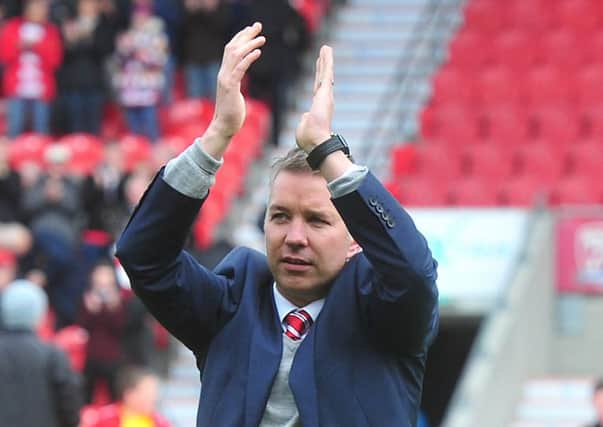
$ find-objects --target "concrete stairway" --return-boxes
[279,0,461,157]
[159,343,200,427]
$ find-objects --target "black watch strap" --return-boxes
[306,134,350,170]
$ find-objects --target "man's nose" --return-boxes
[284,220,308,247]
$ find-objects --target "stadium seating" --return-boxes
[387,0,603,208]
[7,133,53,171]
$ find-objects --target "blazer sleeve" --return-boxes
[332,172,439,356]
[115,170,242,354]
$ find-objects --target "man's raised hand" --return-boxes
[202,23,265,158]
[296,45,335,153]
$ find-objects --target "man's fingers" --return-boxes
[320,45,334,86]
[223,23,263,68]
[230,22,263,45]
[317,45,334,89]
[313,55,321,94]
[233,49,262,82]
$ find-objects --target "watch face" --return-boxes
[333,134,349,153]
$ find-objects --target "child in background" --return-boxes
[91,365,171,427]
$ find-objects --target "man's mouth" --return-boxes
[281,257,312,266]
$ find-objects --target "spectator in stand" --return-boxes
[0,249,17,330]
[77,259,127,403]
[591,379,603,427]
[247,0,308,146]
[0,280,83,427]
[22,144,85,327]
[57,0,116,135]
[112,0,168,143]
[152,0,183,104]
[0,0,63,138]
[181,0,230,101]
[91,365,171,427]
[0,138,25,223]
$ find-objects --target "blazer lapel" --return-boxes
[244,289,282,427]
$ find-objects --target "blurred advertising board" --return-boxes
[556,214,603,294]
[409,208,530,315]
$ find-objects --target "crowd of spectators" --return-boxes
[0,0,318,142]
[0,0,332,423]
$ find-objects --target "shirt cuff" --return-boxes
[163,138,223,199]
[327,164,369,199]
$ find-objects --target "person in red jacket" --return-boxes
[91,365,171,427]
[0,0,62,138]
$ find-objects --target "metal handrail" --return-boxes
[361,0,465,173]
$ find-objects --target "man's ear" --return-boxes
[346,240,362,261]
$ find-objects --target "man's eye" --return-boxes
[271,213,287,221]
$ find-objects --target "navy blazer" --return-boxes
[116,170,439,427]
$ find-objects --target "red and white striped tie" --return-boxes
[284,309,313,341]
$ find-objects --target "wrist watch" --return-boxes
[306,134,350,170]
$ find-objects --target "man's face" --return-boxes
[124,376,159,415]
[264,170,353,306]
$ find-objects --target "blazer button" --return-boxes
[386,219,396,228]
[375,204,384,214]
[368,197,378,206]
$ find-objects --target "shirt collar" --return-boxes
[272,282,325,326]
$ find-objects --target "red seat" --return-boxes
[53,325,88,373]
[565,141,603,177]
[576,65,603,108]
[100,103,126,140]
[463,0,504,35]
[513,142,565,184]
[462,143,514,185]
[537,29,584,70]
[118,134,152,172]
[492,30,536,72]
[396,176,448,207]
[505,0,554,32]
[447,29,491,70]
[585,30,603,64]
[551,175,602,205]
[476,66,521,106]
[448,176,497,206]
[193,188,228,249]
[245,98,271,139]
[58,133,104,176]
[481,105,529,143]
[414,143,463,181]
[421,104,480,145]
[524,66,571,107]
[555,0,600,33]
[530,107,581,144]
[431,66,477,106]
[162,98,214,134]
[498,175,549,206]
[7,133,53,171]
[390,144,417,178]
[581,104,603,139]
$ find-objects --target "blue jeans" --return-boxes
[124,106,160,142]
[63,90,104,135]
[7,98,50,138]
[185,62,220,100]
